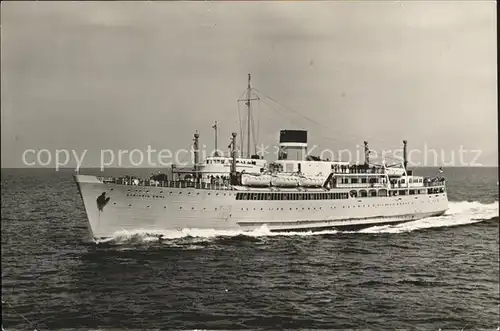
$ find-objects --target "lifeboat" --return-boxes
[271,175,299,187]
[385,168,405,176]
[299,177,323,188]
[241,174,272,187]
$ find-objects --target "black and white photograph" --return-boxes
[1,0,498,330]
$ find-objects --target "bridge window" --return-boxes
[361,178,367,184]
[360,190,368,197]
[409,189,415,195]
[399,190,406,195]
[369,190,377,197]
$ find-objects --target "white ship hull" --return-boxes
[75,175,448,240]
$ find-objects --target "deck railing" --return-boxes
[100,175,445,191]
[102,178,234,191]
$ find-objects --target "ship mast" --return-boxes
[238,73,259,158]
[246,74,251,158]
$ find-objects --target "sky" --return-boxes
[1,1,497,168]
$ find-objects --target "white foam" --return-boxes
[100,225,339,244]
[358,201,498,234]
[97,201,498,243]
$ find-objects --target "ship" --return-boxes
[75,74,448,240]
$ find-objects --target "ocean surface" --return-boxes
[1,167,498,330]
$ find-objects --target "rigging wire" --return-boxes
[259,99,308,130]
[253,88,410,149]
[259,98,405,163]
[176,142,194,165]
[237,102,244,151]
[260,99,354,146]
[251,108,257,155]
[2,300,40,331]
[235,85,407,164]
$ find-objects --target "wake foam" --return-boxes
[95,201,498,244]
[97,226,340,245]
[358,200,498,234]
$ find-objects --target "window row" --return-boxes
[236,192,349,201]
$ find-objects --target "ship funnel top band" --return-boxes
[279,130,307,144]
